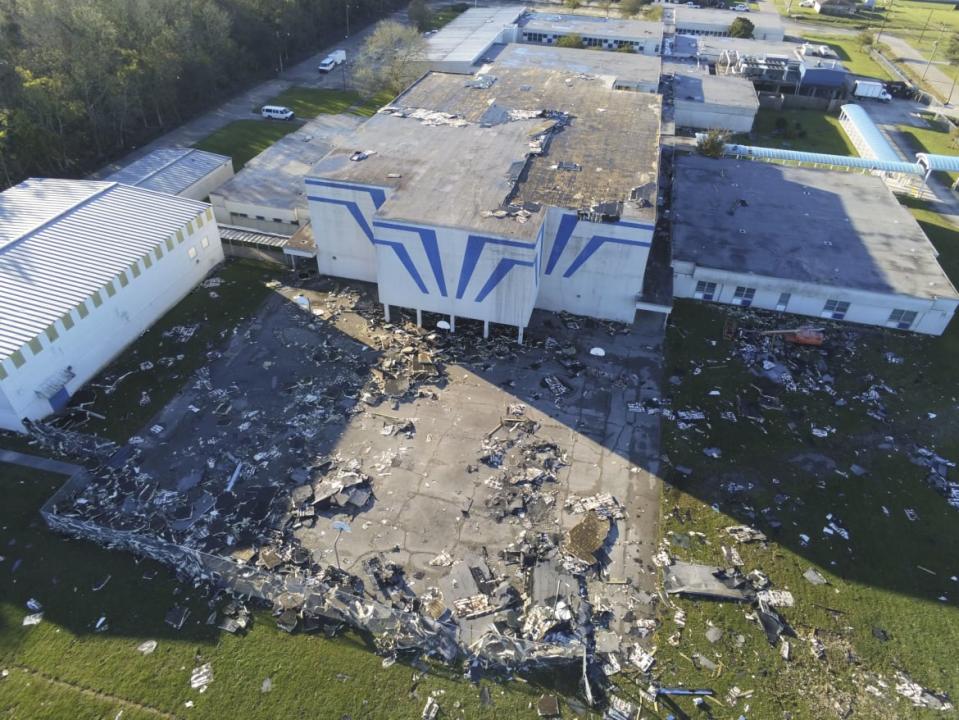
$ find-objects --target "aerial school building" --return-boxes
[306,66,665,337]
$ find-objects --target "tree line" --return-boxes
[0,0,401,189]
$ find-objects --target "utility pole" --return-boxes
[345,1,351,38]
[876,0,895,44]
[922,25,946,81]
[919,8,934,44]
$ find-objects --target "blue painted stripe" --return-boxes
[373,221,447,297]
[562,236,652,278]
[457,234,538,300]
[374,240,429,294]
[545,213,578,275]
[475,258,535,303]
[309,196,373,242]
[305,179,386,208]
[615,219,656,231]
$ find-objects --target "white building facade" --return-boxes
[0,180,224,431]
[306,178,653,329]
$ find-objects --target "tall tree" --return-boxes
[729,16,755,38]
[352,20,426,97]
[408,0,431,31]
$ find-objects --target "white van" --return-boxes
[261,105,295,121]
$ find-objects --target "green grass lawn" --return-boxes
[897,119,959,184]
[653,196,959,718]
[737,108,857,154]
[193,120,299,171]
[0,464,551,719]
[350,89,396,118]
[264,87,363,118]
[801,34,894,79]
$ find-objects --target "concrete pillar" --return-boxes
[416,309,422,327]
[483,320,489,339]
[450,315,456,333]
[517,326,524,345]
[384,304,391,322]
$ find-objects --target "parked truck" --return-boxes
[318,49,346,73]
[853,80,892,102]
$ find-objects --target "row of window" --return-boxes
[232,212,299,226]
[693,281,919,329]
[676,28,731,37]
[0,210,213,380]
[521,32,651,51]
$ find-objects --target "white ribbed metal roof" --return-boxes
[218,224,290,248]
[723,143,923,174]
[0,178,208,362]
[917,152,959,172]
[106,148,230,195]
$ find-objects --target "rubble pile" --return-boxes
[39,280,658,691]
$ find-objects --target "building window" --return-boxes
[10,349,25,368]
[143,253,153,269]
[197,213,204,228]
[46,325,59,342]
[821,299,850,320]
[776,292,791,311]
[176,230,184,244]
[887,309,918,330]
[28,338,43,355]
[61,312,75,330]
[130,262,141,278]
[91,290,103,308]
[76,301,89,319]
[155,246,163,260]
[201,237,210,249]
[188,246,198,259]
[119,271,129,287]
[694,281,717,301]
[732,286,756,307]
[166,237,175,252]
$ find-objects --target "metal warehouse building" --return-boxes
[425,5,526,73]
[519,12,663,55]
[674,8,785,42]
[306,66,664,337]
[671,68,759,132]
[492,43,662,93]
[106,147,234,201]
[0,179,224,431]
[671,156,959,335]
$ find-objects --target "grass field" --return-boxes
[897,119,959,183]
[801,33,894,78]
[737,108,856,154]
[0,465,551,719]
[653,196,959,718]
[423,2,470,31]
[193,121,299,171]
[263,87,364,118]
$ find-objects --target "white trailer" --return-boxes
[853,80,892,102]
[318,50,346,73]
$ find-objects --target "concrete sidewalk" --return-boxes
[0,450,80,476]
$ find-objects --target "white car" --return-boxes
[261,105,295,121]
[799,0,816,7]
[733,3,749,11]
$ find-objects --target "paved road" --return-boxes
[92,6,412,178]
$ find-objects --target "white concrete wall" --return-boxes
[305,178,388,283]
[211,196,303,235]
[180,160,235,201]
[0,209,224,432]
[673,265,958,335]
[537,209,653,323]
[674,103,757,132]
[675,21,784,42]
[373,220,541,328]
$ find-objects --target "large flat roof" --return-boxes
[674,7,783,30]
[0,179,208,361]
[426,5,526,64]
[106,148,230,195]
[685,36,801,60]
[672,70,759,109]
[492,43,661,88]
[388,67,661,222]
[671,156,959,300]
[211,114,363,211]
[313,113,548,239]
[520,11,663,42]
